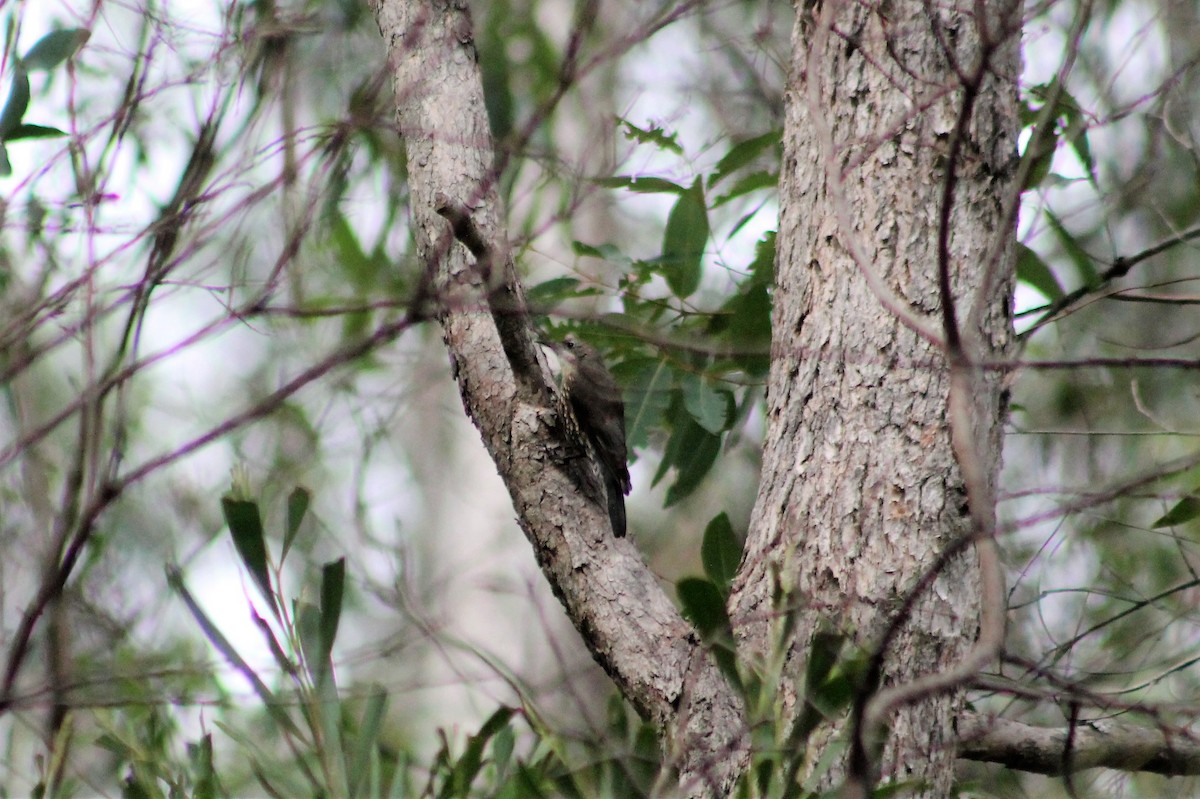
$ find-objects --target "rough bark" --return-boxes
[958,713,1200,776]
[368,0,745,794]
[730,0,1021,796]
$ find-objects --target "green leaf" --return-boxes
[1020,120,1059,191]
[791,630,846,744]
[527,276,588,307]
[1044,210,1098,287]
[727,207,762,240]
[297,599,325,684]
[1064,115,1096,187]
[712,170,778,207]
[661,177,709,298]
[572,240,633,267]
[452,707,516,797]
[1152,495,1200,528]
[676,577,731,640]
[3,123,66,141]
[492,722,515,782]
[722,285,772,374]
[1015,243,1065,301]
[282,486,310,563]
[1021,148,1054,190]
[0,66,30,138]
[0,143,11,176]
[301,579,346,793]
[804,630,844,694]
[676,578,739,685]
[331,212,379,291]
[349,685,389,799]
[709,129,781,189]
[701,512,741,592]
[319,558,346,672]
[478,15,514,142]
[22,29,89,71]
[614,357,674,451]
[658,408,722,506]
[122,774,154,799]
[1020,79,1080,192]
[1046,84,1097,187]
[617,117,683,154]
[220,497,276,616]
[187,734,217,799]
[750,230,776,282]
[511,763,551,799]
[682,373,731,433]
[712,233,774,371]
[594,175,685,194]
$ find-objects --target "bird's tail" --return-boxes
[603,470,627,538]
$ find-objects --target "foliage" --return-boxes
[543,125,777,506]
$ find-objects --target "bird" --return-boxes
[549,334,631,537]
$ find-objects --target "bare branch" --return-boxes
[958,713,1200,776]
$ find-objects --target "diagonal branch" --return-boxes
[368,1,746,795]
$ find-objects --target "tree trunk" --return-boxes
[731,0,1021,795]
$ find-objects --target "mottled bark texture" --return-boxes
[369,1,745,794]
[730,0,1020,796]
[958,713,1200,776]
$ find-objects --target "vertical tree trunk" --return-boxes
[731,1,1020,794]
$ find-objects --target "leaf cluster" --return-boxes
[0,26,87,175]
[536,124,778,505]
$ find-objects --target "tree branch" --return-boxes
[958,713,1200,776]
[369,1,746,794]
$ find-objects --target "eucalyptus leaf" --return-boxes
[661,178,709,298]
[22,29,90,71]
[594,174,685,194]
[682,374,731,434]
[318,557,346,672]
[220,497,276,617]
[701,513,741,592]
[1152,495,1200,529]
[282,486,310,563]
[676,577,731,640]
[4,123,66,141]
[0,67,30,138]
[1016,243,1065,301]
[709,129,781,189]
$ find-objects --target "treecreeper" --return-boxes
[549,335,632,537]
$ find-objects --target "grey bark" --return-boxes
[958,713,1200,776]
[729,1,1021,796]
